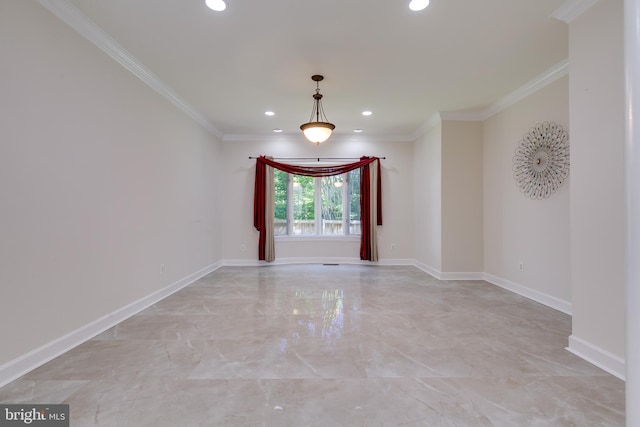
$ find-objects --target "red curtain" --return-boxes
[253,159,267,260]
[253,156,382,261]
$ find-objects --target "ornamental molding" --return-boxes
[36,0,223,139]
[480,59,568,121]
[413,60,569,138]
[551,0,602,23]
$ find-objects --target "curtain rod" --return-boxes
[248,156,385,161]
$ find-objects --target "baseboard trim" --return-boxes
[567,335,626,380]
[412,261,484,281]
[483,273,572,315]
[413,261,443,279]
[221,257,416,267]
[0,261,222,388]
[439,271,484,280]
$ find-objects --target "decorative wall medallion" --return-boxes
[513,122,569,199]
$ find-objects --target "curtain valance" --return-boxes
[255,156,379,177]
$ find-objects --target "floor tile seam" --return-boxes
[63,336,575,350]
[23,374,613,384]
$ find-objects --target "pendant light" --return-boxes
[300,75,335,144]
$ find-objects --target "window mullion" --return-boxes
[315,177,322,235]
[287,173,293,235]
[343,172,350,235]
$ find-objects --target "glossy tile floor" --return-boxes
[0,265,625,426]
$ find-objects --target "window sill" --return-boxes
[275,235,361,243]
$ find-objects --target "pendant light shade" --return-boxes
[301,122,334,144]
[300,75,335,144]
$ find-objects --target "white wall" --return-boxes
[413,124,443,272]
[221,137,414,263]
[568,0,626,365]
[441,121,484,274]
[0,0,222,367]
[413,119,483,277]
[483,77,571,307]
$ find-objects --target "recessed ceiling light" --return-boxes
[409,0,429,11]
[362,111,372,116]
[205,0,226,12]
[354,129,363,133]
[273,128,283,133]
[265,111,275,116]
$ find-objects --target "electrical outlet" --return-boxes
[519,261,524,272]
[390,243,397,252]
[160,264,165,274]
[240,244,246,252]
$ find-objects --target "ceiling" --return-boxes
[50,0,569,141]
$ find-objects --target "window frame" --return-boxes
[274,168,360,239]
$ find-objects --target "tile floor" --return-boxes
[0,265,625,426]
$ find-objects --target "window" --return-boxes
[274,169,361,236]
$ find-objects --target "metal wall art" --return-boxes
[513,122,569,199]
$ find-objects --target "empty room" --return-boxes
[1,0,637,425]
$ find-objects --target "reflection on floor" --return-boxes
[0,265,625,426]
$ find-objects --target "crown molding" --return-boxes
[410,113,442,140]
[479,58,569,121]
[410,58,569,140]
[439,111,484,121]
[552,0,602,23]
[411,111,484,141]
[37,0,223,139]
